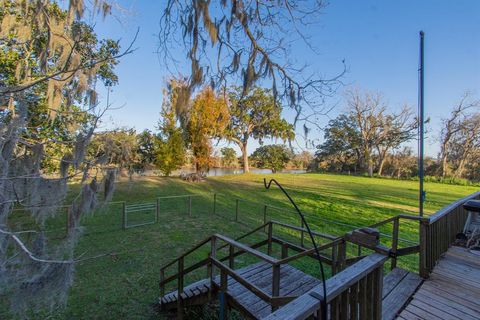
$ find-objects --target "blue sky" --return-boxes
[94,1,480,157]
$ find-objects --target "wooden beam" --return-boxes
[214,234,278,264]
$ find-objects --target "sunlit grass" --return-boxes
[3,173,477,319]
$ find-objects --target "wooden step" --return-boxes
[159,278,211,310]
[382,268,422,320]
[158,262,269,311]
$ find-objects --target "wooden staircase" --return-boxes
[157,220,423,319]
[157,221,345,319]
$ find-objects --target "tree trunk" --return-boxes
[377,157,386,176]
[366,153,374,177]
[368,162,373,177]
[440,146,449,178]
[241,142,249,173]
[376,148,388,176]
[454,156,467,179]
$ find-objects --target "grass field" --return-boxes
[4,173,479,319]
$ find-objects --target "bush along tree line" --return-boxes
[313,90,480,183]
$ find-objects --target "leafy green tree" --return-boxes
[89,128,139,176]
[251,145,293,173]
[225,86,294,173]
[315,114,362,173]
[155,91,185,176]
[136,129,156,171]
[221,147,237,168]
[155,113,185,176]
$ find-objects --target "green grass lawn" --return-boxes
[3,173,478,319]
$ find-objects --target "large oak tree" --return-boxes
[225,86,294,172]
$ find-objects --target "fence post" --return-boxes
[263,205,268,232]
[66,205,73,236]
[213,193,217,215]
[188,195,192,217]
[122,201,127,230]
[235,199,239,222]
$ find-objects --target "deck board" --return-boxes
[397,246,480,320]
[382,269,422,320]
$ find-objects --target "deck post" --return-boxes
[229,244,235,269]
[219,268,228,320]
[271,264,280,312]
[337,240,347,272]
[391,217,399,270]
[373,266,384,319]
[419,220,429,278]
[267,222,273,256]
[210,236,217,282]
[281,243,288,259]
[177,257,184,319]
[331,243,338,275]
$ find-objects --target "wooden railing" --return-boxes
[340,191,480,279]
[263,253,388,320]
[363,214,426,270]
[419,191,480,277]
[159,221,343,318]
[268,220,346,275]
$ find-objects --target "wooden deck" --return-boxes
[397,246,480,320]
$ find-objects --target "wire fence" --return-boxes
[8,192,419,252]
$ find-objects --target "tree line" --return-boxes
[78,83,301,176]
[314,90,480,181]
